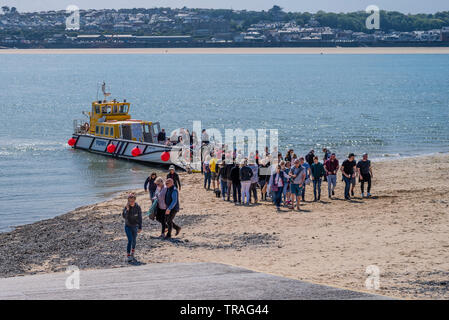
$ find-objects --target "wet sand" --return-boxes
[0,154,448,299]
[1,47,449,54]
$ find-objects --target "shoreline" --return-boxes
[369,150,449,163]
[1,47,449,55]
[1,150,448,234]
[1,153,448,299]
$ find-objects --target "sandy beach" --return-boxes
[1,47,449,55]
[1,153,448,299]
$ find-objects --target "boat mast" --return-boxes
[101,81,111,101]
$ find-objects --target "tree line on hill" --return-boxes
[1,5,449,34]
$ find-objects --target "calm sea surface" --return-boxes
[0,54,448,231]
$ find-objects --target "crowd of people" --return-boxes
[202,147,373,211]
[121,142,374,263]
[122,165,182,264]
[156,127,210,147]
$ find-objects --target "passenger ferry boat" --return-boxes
[68,84,188,170]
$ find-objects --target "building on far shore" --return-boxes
[75,34,192,45]
[442,27,449,42]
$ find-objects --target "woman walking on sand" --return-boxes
[154,177,168,238]
[269,165,289,211]
[144,172,158,201]
[122,193,142,263]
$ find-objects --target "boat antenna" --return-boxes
[101,81,111,101]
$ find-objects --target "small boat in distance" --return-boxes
[68,83,186,169]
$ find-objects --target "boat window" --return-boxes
[95,106,100,114]
[113,105,117,113]
[100,126,104,135]
[110,127,114,136]
[101,106,107,114]
[119,105,128,113]
[105,127,109,136]
[152,122,161,134]
[95,126,99,134]
[106,106,112,114]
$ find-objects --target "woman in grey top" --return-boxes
[154,177,167,238]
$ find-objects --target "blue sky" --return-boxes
[2,0,448,13]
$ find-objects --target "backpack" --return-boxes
[306,153,314,165]
[147,199,158,220]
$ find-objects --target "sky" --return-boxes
[1,0,448,14]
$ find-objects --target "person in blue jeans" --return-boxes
[217,162,228,200]
[230,163,241,204]
[341,153,357,200]
[122,193,142,263]
[269,165,288,211]
[203,159,211,190]
[324,153,339,199]
[281,161,290,204]
[311,156,326,201]
[300,157,311,201]
[144,172,158,201]
[289,159,306,210]
[164,178,181,239]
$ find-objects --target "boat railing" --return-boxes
[73,119,89,134]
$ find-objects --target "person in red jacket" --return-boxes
[324,153,339,199]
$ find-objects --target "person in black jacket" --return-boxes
[217,161,228,200]
[259,158,271,201]
[230,163,241,204]
[157,129,166,144]
[224,162,234,201]
[144,172,158,200]
[305,149,315,167]
[122,193,142,263]
[239,160,253,205]
[164,178,181,239]
[167,165,181,190]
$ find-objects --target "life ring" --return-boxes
[83,122,90,132]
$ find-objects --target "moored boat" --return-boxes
[68,84,188,170]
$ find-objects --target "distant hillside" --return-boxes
[1,5,448,48]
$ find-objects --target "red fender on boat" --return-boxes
[107,144,116,153]
[131,147,141,157]
[68,138,76,146]
[161,151,170,162]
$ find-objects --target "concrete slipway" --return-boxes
[0,262,391,300]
